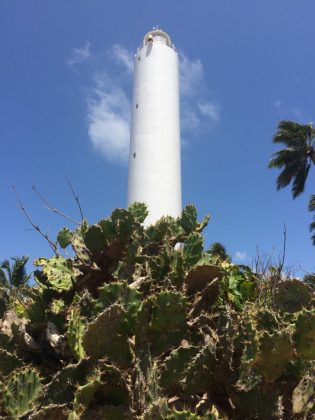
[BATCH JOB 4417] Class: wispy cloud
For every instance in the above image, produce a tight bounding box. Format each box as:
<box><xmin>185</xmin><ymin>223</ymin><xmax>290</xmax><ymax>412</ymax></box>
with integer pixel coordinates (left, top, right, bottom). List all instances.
<box><xmin>87</xmin><ymin>74</ymin><xmax>131</xmax><ymax>163</ymax></box>
<box><xmin>198</xmin><ymin>101</ymin><xmax>221</xmax><ymax>123</ymax></box>
<box><xmin>179</xmin><ymin>52</ymin><xmax>221</xmax><ymax>136</ymax></box>
<box><xmin>234</xmin><ymin>251</ymin><xmax>247</xmax><ymax>262</ymax></box>
<box><xmin>111</xmin><ymin>44</ymin><xmax>133</xmax><ymax>73</ymax></box>
<box><xmin>67</xmin><ymin>42</ymin><xmax>91</xmax><ymax>68</ymax></box>
<box><xmin>274</xmin><ymin>99</ymin><xmax>282</xmax><ymax>109</ymax></box>
<box><xmin>69</xmin><ymin>43</ymin><xmax>220</xmax><ymax>163</ymax></box>
<box><xmin>179</xmin><ymin>53</ymin><xmax>203</xmax><ymax>97</ymax></box>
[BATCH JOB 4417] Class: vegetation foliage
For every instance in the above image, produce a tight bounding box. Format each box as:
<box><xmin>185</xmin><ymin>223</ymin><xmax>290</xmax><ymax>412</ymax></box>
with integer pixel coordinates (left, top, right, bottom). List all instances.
<box><xmin>0</xmin><ymin>202</ymin><xmax>314</xmax><ymax>419</ymax></box>
<box><xmin>269</xmin><ymin>120</ymin><xmax>315</xmax><ymax>245</ymax></box>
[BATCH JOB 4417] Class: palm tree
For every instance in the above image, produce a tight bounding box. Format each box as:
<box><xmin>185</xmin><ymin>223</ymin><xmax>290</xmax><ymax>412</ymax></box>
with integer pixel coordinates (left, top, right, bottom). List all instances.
<box><xmin>208</xmin><ymin>242</ymin><xmax>230</xmax><ymax>262</ymax></box>
<box><xmin>0</xmin><ymin>256</ymin><xmax>30</xmax><ymax>289</ymax></box>
<box><xmin>268</xmin><ymin>120</ymin><xmax>315</xmax><ymax>198</ymax></box>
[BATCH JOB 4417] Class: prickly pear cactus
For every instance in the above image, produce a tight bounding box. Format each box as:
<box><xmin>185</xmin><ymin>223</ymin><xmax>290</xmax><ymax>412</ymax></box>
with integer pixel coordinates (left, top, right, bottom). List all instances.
<box><xmin>136</xmin><ymin>291</ymin><xmax>187</xmax><ymax>355</ymax></box>
<box><xmin>185</xmin><ymin>264</ymin><xmax>222</xmax><ymax>295</ymax></box>
<box><xmin>1</xmin><ymin>203</ymin><xmax>314</xmax><ymax>419</ymax></box>
<box><xmin>34</xmin><ymin>257</ymin><xmax>73</xmax><ymax>291</ymax></box>
<box><xmin>67</xmin><ymin>308</ymin><xmax>85</xmax><ymax>360</ymax></box>
<box><xmin>292</xmin><ymin>367</ymin><xmax>315</xmax><ymax>416</ymax></box>
<box><xmin>28</xmin><ymin>404</ymin><xmax>70</xmax><ymax>419</ymax></box>
<box><xmin>1</xmin><ymin>368</ymin><xmax>41</xmax><ymax>418</ymax></box>
<box><xmin>83</xmin><ymin>304</ymin><xmax>133</xmax><ymax>368</ymax></box>
<box><xmin>57</xmin><ymin>227</ymin><xmax>72</xmax><ymax>249</ymax></box>
<box><xmin>254</xmin><ymin>331</ymin><xmax>294</xmax><ymax>382</ymax></box>
<box><xmin>0</xmin><ymin>349</ymin><xmax>23</xmax><ymax>377</ymax></box>
<box><xmin>182</xmin><ymin>342</ymin><xmax>216</xmax><ymax>396</ymax></box>
<box><xmin>159</xmin><ymin>345</ymin><xmax>199</xmax><ymax>393</ymax></box>
<box><xmin>294</xmin><ymin>309</ymin><xmax>315</xmax><ymax>360</ymax></box>
<box><xmin>274</xmin><ymin>279</ymin><xmax>312</xmax><ymax>313</ymax></box>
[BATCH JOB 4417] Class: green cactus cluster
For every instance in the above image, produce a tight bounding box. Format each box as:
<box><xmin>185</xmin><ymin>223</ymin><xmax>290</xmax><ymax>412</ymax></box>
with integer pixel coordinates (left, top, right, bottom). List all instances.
<box><xmin>0</xmin><ymin>368</ymin><xmax>41</xmax><ymax>418</ymax></box>
<box><xmin>0</xmin><ymin>203</ymin><xmax>314</xmax><ymax>418</ymax></box>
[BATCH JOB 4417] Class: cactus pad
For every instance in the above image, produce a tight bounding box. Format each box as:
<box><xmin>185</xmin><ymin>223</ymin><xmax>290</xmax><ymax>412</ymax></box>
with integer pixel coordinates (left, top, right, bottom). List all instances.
<box><xmin>0</xmin><ymin>349</ymin><xmax>23</xmax><ymax>377</ymax></box>
<box><xmin>159</xmin><ymin>346</ymin><xmax>199</xmax><ymax>392</ymax></box>
<box><xmin>84</xmin><ymin>225</ymin><xmax>107</xmax><ymax>253</ymax></box>
<box><xmin>34</xmin><ymin>257</ymin><xmax>73</xmax><ymax>291</ymax></box>
<box><xmin>136</xmin><ymin>291</ymin><xmax>187</xmax><ymax>355</ymax></box>
<box><xmin>182</xmin><ymin>342</ymin><xmax>216</xmax><ymax>395</ymax></box>
<box><xmin>255</xmin><ymin>308</ymin><xmax>278</xmax><ymax>333</ymax></box>
<box><xmin>185</xmin><ymin>264</ymin><xmax>222</xmax><ymax>295</ymax></box>
<box><xmin>274</xmin><ymin>279</ymin><xmax>312</xmax><ymax>313</ymax></box>
<box><xmin>43</xmin><ymin>358</ymin><xmax>94</xmax><ymax>405</ymax></box>
<box><xmin>29</xmin><ymin>404</ymin><xmax>70</xmax><ymax>419</ymax></box>
<box><xmin>292</xmin><ymin>368</ymin><xmax>315</xmax><ymax>416</ymax></box>
<box><xmin>1</xmin><ymin>368</ymin><xmax>41</xmax><ymax>418</ymax></box>
<box><xmin>180</xmin><ymin>204</ymin><xmax>199</xmax><ymax>234</ymax></box>
<box><xmin>57</xmin><ymin>228</ymin><xmax>72</xmax><ymax>249</ymax></box>
<box><xmin>128</xmin><ymin>202</ymin><xmax>148</xmax><ymax>224</ymax></box>
<box><xmin>294</xmin><ymin>309</ymin><xmax>315</xmax><ymax>360</ymax></box>
<box><xmin>83</xmin><ymin>304</ymin><xmax>133</xmax><ymax>368</ymax></box>
<box><xmin>183</xmin><ymin>232</ymin><xmax>204</xmax><ymax>267</ymax></box>
<box><xmin>254</xmin><ymin>331</ymin><xmax>294</xmax><ymax>382</ymax></box>
<box><xmin>71</xmin><ymin>231</ymin><xmax>91</xmax><ymax>264</ymax></box>
<box><xmin>67</xmin><ymin>308</ymin><xmax>85</xmax><ymax>360</ymax></box>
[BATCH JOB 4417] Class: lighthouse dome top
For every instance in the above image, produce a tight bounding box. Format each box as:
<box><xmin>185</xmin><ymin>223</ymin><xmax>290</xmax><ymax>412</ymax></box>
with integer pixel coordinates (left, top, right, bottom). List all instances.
<box><xmin>142</xmin><ymin>29</ymin><xmax>175</xmax><ymax>49</ymax></box>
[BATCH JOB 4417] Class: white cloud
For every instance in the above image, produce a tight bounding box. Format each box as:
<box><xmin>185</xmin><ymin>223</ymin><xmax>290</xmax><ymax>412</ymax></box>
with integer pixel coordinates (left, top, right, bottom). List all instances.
<box><xmin>111</xmin><ymin>44</ymin><xmax>133</xmax><ymax>73</ymax></box>
<box><xmin>87</xmin><ymin>74</ymin><xmax>131</xmax><ymax>163</ymax></box>
<box><xmin>274</xmin><ymin>99</ymin><xmax>282</xmax><ymax>109</ymax></box>
<box><xmin>179</xmin><ymin>53</ymin><xmax>203</xmax><ymax>97</ymax></box>
<box><xmin>198</xmin><ymin>101</ymin><xmax>221</xmax><ymax>123</ymax></box>
<box><xmin>67</xmin><ymin>42</ymin><xmax>91</xmax><ymax>68</ymax></box>
<box><xmin>181</xmin><ymin>107</ymin><xmax>200</xmax><ymax>132</ymax></box>
<box><xmin>234</xmin><ymin>251</ymin><xmax>247</xmax><ymax>262</ymax></box>
<box><xmin>179</xmin><ymin>52</ymin><xmax>221</xmax><ymax>132</ymax></box>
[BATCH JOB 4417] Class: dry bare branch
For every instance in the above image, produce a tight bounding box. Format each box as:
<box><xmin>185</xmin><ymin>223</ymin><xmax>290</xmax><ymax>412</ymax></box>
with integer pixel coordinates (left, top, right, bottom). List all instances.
<box><xmin>12</xmin><ymin>186</ymin><xmax>59</xmax><ymax>256</ymax></box>
<box><xmin>66</xmin><ymin>178</ymin><xmax>84</xmax><ymax>222</ymax></box>
<box><xmin>32</xmin><ymin>185</ymin><xmax>80</xmax><ymax>225</ymax></box>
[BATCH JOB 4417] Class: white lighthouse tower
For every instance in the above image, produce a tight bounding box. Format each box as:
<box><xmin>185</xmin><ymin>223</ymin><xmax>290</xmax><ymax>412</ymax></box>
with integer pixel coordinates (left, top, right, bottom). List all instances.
<box><xmin>127</xmin><ymin>29</ymin><xmax>182</xmax><ymax>226</ymax></box>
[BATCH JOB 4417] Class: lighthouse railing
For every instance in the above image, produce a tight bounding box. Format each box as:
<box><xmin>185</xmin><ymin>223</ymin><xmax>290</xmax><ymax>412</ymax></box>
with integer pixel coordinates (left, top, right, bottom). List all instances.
<box><xmin>136</xmin><ymin>37</ymin><xmax>177</xmax><ymax>53</ymax></box>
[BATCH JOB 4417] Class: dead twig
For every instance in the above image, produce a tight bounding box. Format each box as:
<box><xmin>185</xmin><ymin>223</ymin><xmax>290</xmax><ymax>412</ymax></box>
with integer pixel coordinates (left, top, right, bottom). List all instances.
<box><xmin>278</xmin><ymin>224</ymin><xmax>287</xmax><ymax>274</ymax></box>
<box><xmin>12</xmin><ymin>186</ymin><xmax>59</xmax><ymax>256</ymax></box>
<box><xmin>32</xmin><ymin>185</ymin><xmax>80</xmax><ymax>225</ymax></box>
<box><xmin>66</xmin><ymin>178</ymin><xmax>84</xmax><ymax>222</ymax></box>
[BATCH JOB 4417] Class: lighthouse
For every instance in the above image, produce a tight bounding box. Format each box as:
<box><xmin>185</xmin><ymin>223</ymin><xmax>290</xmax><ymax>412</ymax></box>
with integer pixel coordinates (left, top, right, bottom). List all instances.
<box><xmin>127</xmin><ymin>29</ymin><xmax>182</xmax><ymax>226</ymax></box>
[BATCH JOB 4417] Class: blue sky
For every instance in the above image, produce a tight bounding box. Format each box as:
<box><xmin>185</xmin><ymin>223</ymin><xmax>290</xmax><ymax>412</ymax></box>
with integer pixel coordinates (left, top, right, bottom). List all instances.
<box><xmin>1</xmin><ymin>0</ymin><xmax>315</xmax><ymax>275</ymax></box>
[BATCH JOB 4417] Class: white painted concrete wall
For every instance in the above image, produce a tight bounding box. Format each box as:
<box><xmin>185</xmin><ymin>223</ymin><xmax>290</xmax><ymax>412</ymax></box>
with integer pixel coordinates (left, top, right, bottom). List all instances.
<box><xmin>127</xmin><ymin>30</ymin><xmax>182</xmax><ymax>226</ymax></box>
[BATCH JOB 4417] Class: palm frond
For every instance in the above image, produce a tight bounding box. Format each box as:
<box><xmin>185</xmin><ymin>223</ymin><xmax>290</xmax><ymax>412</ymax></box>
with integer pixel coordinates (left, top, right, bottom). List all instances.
<box><xmin>268</xmin><ymin>149</ymin><xmax>300</xmax><ymax>169</ymax></box>
<box><xmin>0</xmin><ymin>260</ymin><xmax>11</xmax><ymax>283</ymax></box>
<box><xmin>273</xmin><ymin>120</ymin><xmax>314</xmax><ymax>148</ymax></box>
<box><xmin>276</xmin><ymin>159</ymin><xmax>301</xmax><ymax>191</ymax></box>
<box><xmin>310</xmin><ymin>219</ymin><xmax>315</xmax><ymax>232</ymax></box>
<box><xmin>0</xmin><ymin>269</ymin><xmax>9</xmax><ymax>288</ymax></box>
<box><xmin>10</xmin><ymin>256</ymin><xmax>29</xmax><ymax>288</ymax></box>
<box><xmin>209</xmin><ymin>242</ymin><xmax>229</xmax><ymax>260</ymax></box>
<box><xmin>292</xmin><ymin>162</ymin><xmax>311</xmax><ymax>198</ymax></box>
<box><xmin>308</xmin><ymin>195</ymin><xmax>315</xmax><ymax>212</ymax></box>
<box><xmin>304</xmin><ymin>273</ymin><xmax>315</xmax><ymax>288</ymax></box>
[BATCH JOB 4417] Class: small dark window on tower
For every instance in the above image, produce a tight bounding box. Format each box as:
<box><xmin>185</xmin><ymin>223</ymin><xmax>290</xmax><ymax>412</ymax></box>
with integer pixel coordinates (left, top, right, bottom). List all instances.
<box><xmin>133</xmin><ymin>152</ymin><xmax>136</xmax><ymax>158</ymax></box>
<box><xmin>136</xmin><ymin>103</ymin><xmax>138</xmax><ymax>109</ymax></box>
<box><xmin>138</xmin><ymin>56</ymin><xmax>141</xmax><ymax>61</ymax></box>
